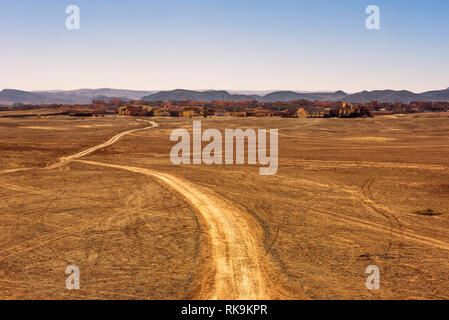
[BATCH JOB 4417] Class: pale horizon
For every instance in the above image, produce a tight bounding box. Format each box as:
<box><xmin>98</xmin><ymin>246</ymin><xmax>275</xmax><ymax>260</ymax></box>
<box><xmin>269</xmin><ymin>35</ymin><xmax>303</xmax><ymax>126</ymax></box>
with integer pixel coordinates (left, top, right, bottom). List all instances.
<box><xmin>1</xmin><ymin>0</ymin><xmax>448</xmax><ymax>93</ymax></box>
<box><xmin>2</xmin><ymin>87</ymin><xmax>449</xmax><ymax>95</ymax></box>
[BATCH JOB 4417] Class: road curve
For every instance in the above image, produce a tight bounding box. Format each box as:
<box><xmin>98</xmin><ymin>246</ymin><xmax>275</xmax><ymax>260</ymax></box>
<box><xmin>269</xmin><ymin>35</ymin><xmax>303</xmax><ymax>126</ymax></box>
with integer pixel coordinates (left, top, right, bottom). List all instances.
<box><xmin>75</xmin><ymin>159</ymin><xmax>294</xmax><ymax>300</ymax></box>
<box><xmin>1</xmin><ymin>119</ymin><xmax>300</xmax><ymax>299</ymax></box>
<box><xmin>45</xmin><ymin>120</ymin><xmax>158</xmax><ymax>170</ymax></box>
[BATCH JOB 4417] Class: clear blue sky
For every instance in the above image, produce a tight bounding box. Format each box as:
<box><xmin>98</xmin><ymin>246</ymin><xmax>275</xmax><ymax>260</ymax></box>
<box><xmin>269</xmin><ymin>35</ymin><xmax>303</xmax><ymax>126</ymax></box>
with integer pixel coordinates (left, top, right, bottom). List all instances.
<box><xmin>0</xmin><ymin>0</ymin><xmax>448</xmax><ymax>92</ymax></box>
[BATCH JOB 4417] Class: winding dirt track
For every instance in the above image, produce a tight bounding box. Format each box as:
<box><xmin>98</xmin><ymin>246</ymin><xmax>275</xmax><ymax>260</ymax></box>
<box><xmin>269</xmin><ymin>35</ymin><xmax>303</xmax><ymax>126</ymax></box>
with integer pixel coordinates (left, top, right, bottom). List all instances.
<box><xmin>3</xmin><ymin>118</ymin><xmax>449</xmax><ymax>299</ymax></box>
<box><xmin>50</xmin><ymin>119</ymin><xmax>295</xmax><ymax>299</ymax></box>
<box><xmin>75</xmin><ymin>159</ymin><xmax>286</xmax><ymax>300</ymax></box>
<box><xmin>45</xmin><ymin>121</ymin><xmax>158</xmax><ymax>170</ymax></box>
<box><xmin>0</xmin><ymin>121</ymin><xmax>157</xmax><ymax>176</ymax></box>
<box><xmin>1</xmin><ymin>119</ymin><xmax>293</xmax><ymax>299</ymax></box>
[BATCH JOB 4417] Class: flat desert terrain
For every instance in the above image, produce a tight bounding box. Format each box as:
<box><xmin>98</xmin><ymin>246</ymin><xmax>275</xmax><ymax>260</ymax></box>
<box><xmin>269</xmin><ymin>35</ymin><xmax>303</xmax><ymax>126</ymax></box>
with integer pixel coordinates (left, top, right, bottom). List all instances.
<box><xmin>0</xmin><ymin>112</ymin><xmax>448</xmax><ymax>299</ymax></box>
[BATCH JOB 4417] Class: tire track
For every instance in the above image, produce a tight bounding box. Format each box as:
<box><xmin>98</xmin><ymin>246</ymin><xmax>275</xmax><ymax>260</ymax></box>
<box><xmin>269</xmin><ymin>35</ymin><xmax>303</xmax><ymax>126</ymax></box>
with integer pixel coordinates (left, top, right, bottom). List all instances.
<box><xmin>75</xmin><ymin>160</ymin><xmax>300</xmax><ymax>300</ymax></box>
<box><xmin>291</xmin><ymin>159</ymin><xmax>448</xmax><ymax>171</ymax></box>
<box><xmin>45</xmin><ymin>121</ymin><xmax>158</xmax><ymax>170</ymax></box>
<box><xmin>0</xmin><ymin>120</ymin><xmax>159</xmax><ymax>175</ymax></box>
<box><xmin>309</xmin><ymin>205</ymin><xmax>449</xmax><ymax>251</ymax></box>
<box><xmin>360</xmin><ymin>178</ymin><xmax>401</xmax><ymax>255</ymax></box>
<box><xmin>201</xmin><ymin>177</ymin><xmax>449</xmax><ymax>252</ymax></box>
<box><xmin>274</xmin><ymin>173</ymin><xmax>449</xmax><ymax>251</ymax></box>
<box><xmin>361</xmin><ymin>178</ymin><xmax>402</xmax><ymax>229</ymax></box>
<box><xmin>0</xmin><ymin>120</ymin><xmax>159</xmax><ymax>260</ymax></box>
<box><xmin>0</xmin><ymin>179</ymin><xmax>45</xmax><ymax>194</ymax></box>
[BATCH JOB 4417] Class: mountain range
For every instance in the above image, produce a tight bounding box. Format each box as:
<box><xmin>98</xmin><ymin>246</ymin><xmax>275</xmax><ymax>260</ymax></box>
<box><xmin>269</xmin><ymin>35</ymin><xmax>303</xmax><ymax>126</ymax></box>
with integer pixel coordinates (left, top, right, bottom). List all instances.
<box><xmin>1</xmin><ymin>88</ymin><xmax>449</xmax><ymax>105</ymax></box>
<box><xmin>0</xmin><ymin>89</ymin><xmax>156</xmax><ymax>105</ymax></box>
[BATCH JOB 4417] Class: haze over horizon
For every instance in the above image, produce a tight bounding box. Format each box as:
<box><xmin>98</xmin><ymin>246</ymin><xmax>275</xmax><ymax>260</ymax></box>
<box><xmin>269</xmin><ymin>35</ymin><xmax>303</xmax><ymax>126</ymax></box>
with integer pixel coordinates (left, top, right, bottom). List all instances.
<box><xmin>1</xmin><ymin>0</ymin><xmax>448</xmax><ymax>92</ymax></box>
<box><xmin>2</xmin><ymin>87</ymin><xmax>449</xmax><ymax>96</ymax></box>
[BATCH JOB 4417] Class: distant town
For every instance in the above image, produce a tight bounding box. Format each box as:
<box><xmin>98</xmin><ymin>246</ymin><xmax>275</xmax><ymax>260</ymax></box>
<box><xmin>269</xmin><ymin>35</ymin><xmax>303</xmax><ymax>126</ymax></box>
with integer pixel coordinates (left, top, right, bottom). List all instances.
<box><xmin>1</xmin><ymin>97</ymin><xmax>448</xmax><ymax>119</ymax></box>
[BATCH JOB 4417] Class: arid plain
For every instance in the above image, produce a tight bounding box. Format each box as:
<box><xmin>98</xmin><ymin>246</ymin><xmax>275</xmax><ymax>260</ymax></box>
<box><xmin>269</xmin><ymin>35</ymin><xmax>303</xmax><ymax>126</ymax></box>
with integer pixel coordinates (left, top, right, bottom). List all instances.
<box><xmin>0</xmin><ymin>112</ymin><xmax>448</xmax><ymax>299</ymax></box>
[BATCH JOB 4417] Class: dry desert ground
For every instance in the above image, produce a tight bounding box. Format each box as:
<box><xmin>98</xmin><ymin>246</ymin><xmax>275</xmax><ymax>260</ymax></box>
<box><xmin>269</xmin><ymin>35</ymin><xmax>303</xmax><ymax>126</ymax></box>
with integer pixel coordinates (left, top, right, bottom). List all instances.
<box><xmin>0</xmin><ymin>112</ymin><xmax>448</xmax><ymax>299</ymax></box>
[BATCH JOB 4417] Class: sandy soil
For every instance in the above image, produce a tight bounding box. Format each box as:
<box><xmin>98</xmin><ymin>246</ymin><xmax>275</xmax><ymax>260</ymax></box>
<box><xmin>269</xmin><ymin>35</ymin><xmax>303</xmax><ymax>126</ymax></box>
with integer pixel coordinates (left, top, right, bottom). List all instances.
<box><xmin>0</xmin><ymin>112</ymin><xmax>448</xmax><ymax>299</ymax></box>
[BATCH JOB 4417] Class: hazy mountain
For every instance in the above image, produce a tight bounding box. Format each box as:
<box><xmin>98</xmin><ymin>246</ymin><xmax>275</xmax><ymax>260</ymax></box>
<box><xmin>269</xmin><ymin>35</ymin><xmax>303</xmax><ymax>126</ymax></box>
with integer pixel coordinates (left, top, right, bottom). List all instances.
<box><xmin>143</xmin><ymin>88</ymin><xmax>449</xmax><ymax>103</ymax></box>
<box><xmin>0</xmin><ymin>89</ymin><xmax>63</xmax><ymax>104</ymax></box>
<box><xmin>261</xmin><ymin>90</ymin><xmax>348</xmax><ymax>102</ymax></box>
<box><xmin>37</xmin><ymin>89</ymin><xmax>155</xmax><ymax>103</ymax></box>
<box><xmin>142</xmin><ymin>89</ymin><xmax>348</xmax><ymax>102</ymax></box>
<box><xmin>228</xmin><ymin>90</ymin><xmax>277</xmax><ymax>95</ymax></box>
<box><xmin>344</xmin><ymin>90</ymin><xmax>424</xmax><ymax>104</ymax></box>
<box><xmin>90</xmin><ymin>95</ymin><xmax>131</xmax><ymax>102</ymax></box>
<box><xmin>142</xmin><ymin>89</ymin><xmax>261</xmax><ymax>102</ymax></box>
<box><xmin>60</xmin><ymin>88</ymin><xmax>154</xmax><ymax>100</ymax></box>
<box><xmin>421</xmin><ymin>88</ymin><xmax>449</xmax><ymax>101</ymax></box>
<box><xmin>143</xmin><ymin>89</ymin><xmax>223</xmax><ymax>101</ymax></box>
<box><xmin>262</xmin><ymin>91</ymin><xmax>310</xmax><ymax>101</ymax></box>
<box><xmin>0</xmin><ymin>88</ymin><xmax>156</xmax><ymax>105</ymax></box>
<box><xmin>1</xmin><ymin>88</ymin><xmax>448</xmax><ymax>104</ymax></box>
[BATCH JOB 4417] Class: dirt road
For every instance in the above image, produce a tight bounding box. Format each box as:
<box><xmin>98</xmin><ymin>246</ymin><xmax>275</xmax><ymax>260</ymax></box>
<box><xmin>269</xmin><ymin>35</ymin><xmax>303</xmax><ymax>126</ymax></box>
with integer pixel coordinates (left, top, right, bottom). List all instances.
<box><xmin>2</xmin><ymin>115</ymin><xmax>449</xmax><ymax>299</ymax></box>
<box><xmin>1</xmin><ymin>119</ymin><xmax>293</xmax><ymax>299</ymax></box>
<box><xmin>45</xmin><ymin>120</ymin><xmax>158</xmax><ymax>170</ymax></box>
<box><xmin>75</xmin><ymin>159</ymin><xmax>293</xmax><ymax>300</ymax></box>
